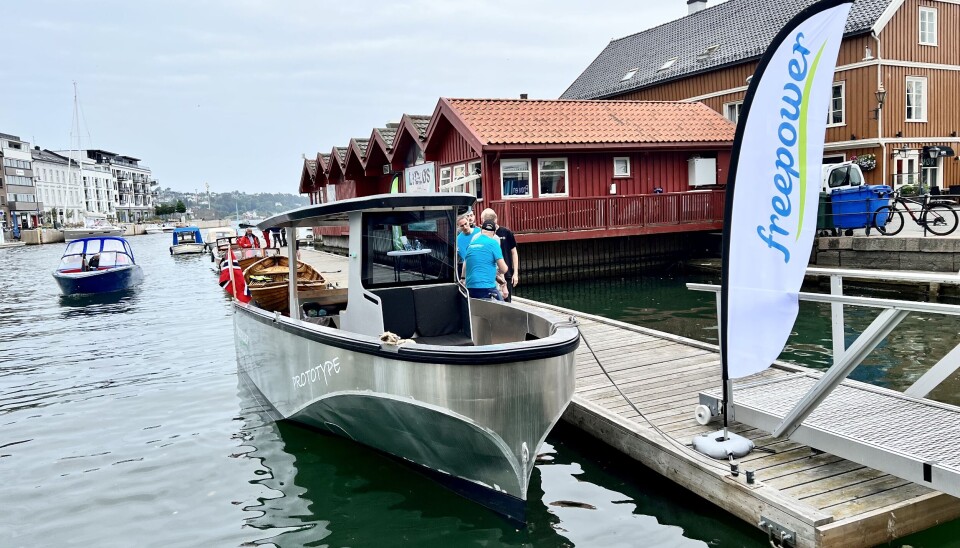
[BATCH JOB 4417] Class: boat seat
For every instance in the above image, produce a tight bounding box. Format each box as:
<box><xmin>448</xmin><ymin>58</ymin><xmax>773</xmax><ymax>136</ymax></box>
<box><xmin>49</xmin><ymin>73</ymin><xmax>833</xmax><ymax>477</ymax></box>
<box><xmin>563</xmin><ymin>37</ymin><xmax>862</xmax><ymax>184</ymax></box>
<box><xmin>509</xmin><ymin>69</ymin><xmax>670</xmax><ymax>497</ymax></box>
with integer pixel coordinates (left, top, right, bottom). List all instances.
<box><xmin>412</xmin><ymin>284</ymin><xmax>466</xmax><ymax>339</ymax></box>
<box><xmin>371</xmin><ymin>287</ymin><xmax>417</xmax><ymax>339</ymax></box>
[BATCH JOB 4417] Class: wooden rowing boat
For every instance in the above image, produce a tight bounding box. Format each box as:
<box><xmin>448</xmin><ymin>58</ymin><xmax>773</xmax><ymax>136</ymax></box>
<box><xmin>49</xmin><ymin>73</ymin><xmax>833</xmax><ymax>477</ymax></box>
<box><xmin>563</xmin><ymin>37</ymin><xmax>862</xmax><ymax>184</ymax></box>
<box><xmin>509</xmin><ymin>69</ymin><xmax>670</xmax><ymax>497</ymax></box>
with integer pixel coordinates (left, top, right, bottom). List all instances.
<box><xmin>243</xmin><ymin>255</ymin><xmax>326</xmax><ymax>313</ymax></box>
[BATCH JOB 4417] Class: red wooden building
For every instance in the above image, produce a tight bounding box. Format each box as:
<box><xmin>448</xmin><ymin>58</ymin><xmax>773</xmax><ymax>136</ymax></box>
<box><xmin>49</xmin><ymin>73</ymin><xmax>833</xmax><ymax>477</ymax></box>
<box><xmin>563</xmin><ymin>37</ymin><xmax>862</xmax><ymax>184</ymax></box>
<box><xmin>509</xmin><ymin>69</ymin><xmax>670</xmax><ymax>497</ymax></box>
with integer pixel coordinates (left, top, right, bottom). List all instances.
<box><xmin>298</xmin><ymin>99</ymin><xmax>734</xmax><ymax>243</ymax></box>
<box><xmin>422</xmin><ymin>98</ymin><xmax>734</xmax><ymax>242</ymax></box>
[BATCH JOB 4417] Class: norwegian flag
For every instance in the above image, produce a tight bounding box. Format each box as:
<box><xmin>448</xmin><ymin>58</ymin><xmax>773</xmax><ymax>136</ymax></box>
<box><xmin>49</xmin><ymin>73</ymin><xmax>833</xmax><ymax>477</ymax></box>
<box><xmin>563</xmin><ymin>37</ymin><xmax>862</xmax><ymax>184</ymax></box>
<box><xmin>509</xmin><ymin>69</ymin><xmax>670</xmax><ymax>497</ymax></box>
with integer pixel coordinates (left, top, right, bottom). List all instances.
<box><xmin>219</xmin><ymin>247</ymin><xmax>251</xmax><ymax>303</ymax></box>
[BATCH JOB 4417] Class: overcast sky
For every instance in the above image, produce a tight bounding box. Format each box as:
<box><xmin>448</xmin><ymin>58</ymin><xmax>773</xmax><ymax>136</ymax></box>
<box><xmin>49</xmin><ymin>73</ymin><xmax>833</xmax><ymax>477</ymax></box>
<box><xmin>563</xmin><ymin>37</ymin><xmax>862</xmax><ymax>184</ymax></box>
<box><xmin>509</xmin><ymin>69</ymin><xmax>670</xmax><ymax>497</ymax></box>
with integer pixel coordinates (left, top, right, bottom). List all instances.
<box><xmin>1</xmin><ymin>0</ymin><xmax>724</xmax><ymax>195</ymax></box>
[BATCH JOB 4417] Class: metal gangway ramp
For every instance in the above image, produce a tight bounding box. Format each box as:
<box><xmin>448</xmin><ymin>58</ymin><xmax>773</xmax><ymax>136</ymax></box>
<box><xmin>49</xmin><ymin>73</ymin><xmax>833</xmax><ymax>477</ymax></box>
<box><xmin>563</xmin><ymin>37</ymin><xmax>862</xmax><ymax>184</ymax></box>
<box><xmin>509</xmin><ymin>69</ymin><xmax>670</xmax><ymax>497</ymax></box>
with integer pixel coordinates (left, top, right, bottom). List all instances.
<box><xmin>690</xmin><ymin>268</ymin><xmax>960</xmax><ymax>501</ymax></box>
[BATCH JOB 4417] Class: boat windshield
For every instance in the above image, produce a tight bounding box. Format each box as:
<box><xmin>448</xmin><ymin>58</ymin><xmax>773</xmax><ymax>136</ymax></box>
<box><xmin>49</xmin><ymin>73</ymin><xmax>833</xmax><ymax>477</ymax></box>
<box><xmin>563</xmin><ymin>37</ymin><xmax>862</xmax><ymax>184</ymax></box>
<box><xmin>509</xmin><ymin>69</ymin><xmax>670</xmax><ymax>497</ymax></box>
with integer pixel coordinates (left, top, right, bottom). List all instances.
<box><xmin>58</xmin><ymin>239</ymin><xmax>134</xmax><ymax>271</ymax></box>
<box><xmin>360</xmin><ymin>209</ymin><xmax>456</xmax><ymax>288</ymax></box>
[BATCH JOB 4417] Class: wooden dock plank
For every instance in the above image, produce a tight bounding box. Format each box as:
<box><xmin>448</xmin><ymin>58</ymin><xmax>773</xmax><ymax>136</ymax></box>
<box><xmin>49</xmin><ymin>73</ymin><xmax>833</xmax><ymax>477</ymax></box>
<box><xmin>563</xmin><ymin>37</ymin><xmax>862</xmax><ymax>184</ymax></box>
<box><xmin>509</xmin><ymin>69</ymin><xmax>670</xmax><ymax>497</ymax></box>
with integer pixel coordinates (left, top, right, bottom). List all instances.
<box><xmin>516</xmin><ymin>299</ymin><xmax>960</xmax><ymax>547</ymax></box>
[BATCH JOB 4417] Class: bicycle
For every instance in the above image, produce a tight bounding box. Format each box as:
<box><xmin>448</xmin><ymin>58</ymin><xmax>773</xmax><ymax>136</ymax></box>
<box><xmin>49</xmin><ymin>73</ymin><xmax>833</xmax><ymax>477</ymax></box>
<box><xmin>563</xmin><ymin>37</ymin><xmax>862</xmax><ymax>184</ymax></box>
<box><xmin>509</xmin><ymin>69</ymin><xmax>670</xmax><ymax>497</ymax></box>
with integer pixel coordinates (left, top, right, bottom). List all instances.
<box><xmin>872</xmin><ymin>188</ymin><xmax>959</xmax><ymax>236</ymax></box>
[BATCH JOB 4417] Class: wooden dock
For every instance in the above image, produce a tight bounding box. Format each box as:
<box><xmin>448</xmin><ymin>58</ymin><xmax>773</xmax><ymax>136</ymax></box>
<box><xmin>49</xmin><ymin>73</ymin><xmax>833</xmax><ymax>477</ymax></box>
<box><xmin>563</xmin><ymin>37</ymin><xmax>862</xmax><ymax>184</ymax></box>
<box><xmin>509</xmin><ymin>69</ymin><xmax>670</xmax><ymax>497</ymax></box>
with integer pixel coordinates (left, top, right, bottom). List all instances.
<box><xmin>534</xmin><ymin>300</ymin><xmax>960</xmax><ymax>548</ymax></box>
<box><xmin>295</xmin><ymin>248</ymin><xmax>960</xmax><ymax>547</ymax></box>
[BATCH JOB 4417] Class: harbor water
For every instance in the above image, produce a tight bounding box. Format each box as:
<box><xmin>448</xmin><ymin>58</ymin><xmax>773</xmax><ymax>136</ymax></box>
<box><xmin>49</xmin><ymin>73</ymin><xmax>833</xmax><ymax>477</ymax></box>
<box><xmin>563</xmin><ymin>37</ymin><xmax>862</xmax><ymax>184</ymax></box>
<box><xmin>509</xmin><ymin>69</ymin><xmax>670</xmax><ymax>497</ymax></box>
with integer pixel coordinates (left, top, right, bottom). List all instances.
<box><xmin>1</xmin><ymin>235</ymin><xmax>957</xmax><ymax>546</ymax></box>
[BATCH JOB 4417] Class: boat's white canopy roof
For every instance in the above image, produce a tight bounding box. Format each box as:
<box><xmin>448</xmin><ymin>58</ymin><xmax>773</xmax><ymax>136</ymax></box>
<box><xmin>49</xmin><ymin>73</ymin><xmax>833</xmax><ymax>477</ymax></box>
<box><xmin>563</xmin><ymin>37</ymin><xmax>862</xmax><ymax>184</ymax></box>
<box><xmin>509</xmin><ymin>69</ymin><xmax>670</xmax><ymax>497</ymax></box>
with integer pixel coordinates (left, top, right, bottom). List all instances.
<box><xmin>258</xmin><ymin>193</ymin><xmax>476</xmax><ymax>229</ymax></box>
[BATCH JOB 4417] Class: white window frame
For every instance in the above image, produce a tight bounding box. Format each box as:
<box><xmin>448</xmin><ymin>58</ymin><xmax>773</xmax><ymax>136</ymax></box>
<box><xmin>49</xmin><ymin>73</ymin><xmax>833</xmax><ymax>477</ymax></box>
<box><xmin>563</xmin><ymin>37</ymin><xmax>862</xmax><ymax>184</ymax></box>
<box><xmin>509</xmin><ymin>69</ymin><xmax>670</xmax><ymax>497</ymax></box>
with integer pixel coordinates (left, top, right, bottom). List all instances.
<box><xmin>452</xmin><ymin>164</ymin><xmax>466</xmax><ymax>193</ymax></box>
<box><xmin>500</xmin><ymin>159</ymin><xmax>532</xmax><ymax>199</ymax></box>
<box><xmin>468</xmin><ymin>160</ymin><xmax>482</xmax><ymax>201</ymax></box>
<box><xmin>921</xmin><ymin>157</ymin><xmax>942</xmax><ymax>190</ymax></box>
<box><xmin>439</xmin><ymin>166</ymin><xmax>452</xmax><ymax>192</ymax></box>
<box><xmin>826</xmin><ymin>81</ymin><xmax>845</xmax><ymax>127</ymax></box>
<box><xmin>613</xmin><ymin>157</ymin><xmax>631</xmax><ymax>178</ymax></box>
<box><xmin>919</xmin><ymin>7</ymin><xmax>937</xmax><ymax>46</ymax></box>
<box><xmin>905</xmin><ymin>76</ymin><xmax>928</xmax><ymax>122</ymax></box>
<box><xmin>723</xmin><ymin>101</ymin><xmax>743</xmax><ymax>124</ymax></box>
<box><xmin>537</xmin><ymin>158</ymin><xmax>569</xmax><ymax>198</ymax></box>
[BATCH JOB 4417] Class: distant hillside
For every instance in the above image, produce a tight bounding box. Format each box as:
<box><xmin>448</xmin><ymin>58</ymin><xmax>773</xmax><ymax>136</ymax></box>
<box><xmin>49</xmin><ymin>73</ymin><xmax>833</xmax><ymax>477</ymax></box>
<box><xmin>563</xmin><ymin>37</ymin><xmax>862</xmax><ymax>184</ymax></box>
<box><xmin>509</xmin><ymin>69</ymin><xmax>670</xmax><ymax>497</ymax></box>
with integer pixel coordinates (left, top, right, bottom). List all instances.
<box><xmin>156</xmin><ymin>189</ymin><xmax>308</xmax><ymax>219</ymax></box>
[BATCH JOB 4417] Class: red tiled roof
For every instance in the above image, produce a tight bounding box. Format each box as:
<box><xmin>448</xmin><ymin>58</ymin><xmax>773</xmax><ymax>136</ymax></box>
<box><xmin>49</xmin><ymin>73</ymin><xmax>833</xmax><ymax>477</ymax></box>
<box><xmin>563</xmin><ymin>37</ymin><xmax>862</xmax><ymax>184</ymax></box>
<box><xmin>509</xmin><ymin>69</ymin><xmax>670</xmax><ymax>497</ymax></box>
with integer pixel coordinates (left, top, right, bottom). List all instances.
<box><xmin>444</xmin><ymin>99</ymin><xmax>734</xmax><ymax>145</ymax></box>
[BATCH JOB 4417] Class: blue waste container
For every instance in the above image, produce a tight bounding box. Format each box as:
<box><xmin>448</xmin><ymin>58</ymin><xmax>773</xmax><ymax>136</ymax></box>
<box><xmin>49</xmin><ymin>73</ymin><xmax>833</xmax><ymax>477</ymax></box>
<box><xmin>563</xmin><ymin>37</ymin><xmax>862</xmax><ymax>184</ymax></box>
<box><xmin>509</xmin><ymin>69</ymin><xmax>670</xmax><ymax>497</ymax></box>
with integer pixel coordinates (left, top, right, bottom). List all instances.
<box><xmin>831</xmin><ymin>185</ymin><xmax>892</xmax><ymax>229</ymax></box>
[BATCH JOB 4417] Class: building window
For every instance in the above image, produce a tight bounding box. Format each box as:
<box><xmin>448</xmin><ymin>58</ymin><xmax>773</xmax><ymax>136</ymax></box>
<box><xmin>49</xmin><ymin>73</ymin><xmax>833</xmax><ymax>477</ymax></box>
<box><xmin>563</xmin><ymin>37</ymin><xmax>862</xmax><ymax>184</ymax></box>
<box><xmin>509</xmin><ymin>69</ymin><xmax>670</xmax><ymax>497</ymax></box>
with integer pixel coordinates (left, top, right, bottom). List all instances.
<box><xmin>613</xmin><ymin>157</ymin><xmax>631</xmax><ymax>177</ymax></box>
<box><xmin>439</xmin><ymin>167</ymin><xmax>452</xmax><ymax>191</ymax></box>
<box><xmin>919</xmin><ymin>7</ymin><xmax>937</xmax><ymax>46</ymax></box>
<box><xmin>538</xmin><ymin>158</ymin><xmax>568</xmax><ymax>197</ymax></box>
<box><xmin>500</xmin><ymin>159</ymin><xmax>531</xmax><ymax>198</ymax></box>
<box><xmin>906</xmin><ymin>76</ymin><xmax>927</xmax><ymax>121</ymax></box>
<box><xmin>827</xmin><ymin>82</ymin><xmax>844</xmax><ymax>126</ymax></box>
<box><xmin>922</xmin><ymin>157</ymin><xmax>941</xmax><ymax>190</ymax></box>
<box><xmin>658</xmin><ymin>58</ymin><xmax>677</xmax><ymax>71</ymax></box>
<box><xmin>468</xmin><ymin>160</ymin><xmax>482</xmax><ymax>201</ymax></box>
<box><xmin>724</xmin><ymin>101</ymin><xmax>743</xmax><ymax>124</ymax></box>
<box><xmin>621</xmin><ymin>68</ymin><xmax>638</xmax><ymax>81</ymax></box>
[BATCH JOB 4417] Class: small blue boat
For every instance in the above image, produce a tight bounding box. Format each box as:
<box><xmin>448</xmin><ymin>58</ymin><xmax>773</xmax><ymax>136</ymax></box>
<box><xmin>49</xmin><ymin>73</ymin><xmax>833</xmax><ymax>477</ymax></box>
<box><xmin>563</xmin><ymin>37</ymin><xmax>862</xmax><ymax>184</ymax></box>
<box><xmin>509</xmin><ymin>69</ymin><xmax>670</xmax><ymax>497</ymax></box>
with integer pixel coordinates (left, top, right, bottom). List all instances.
<box><xmin>169</xmin><ymin>226</ymin><xmax>205</xmax><ymax>255</ymax></box>
<box><xmin>52</xmin><ymin>236</ymin><xmax>144</xmax><ymax>296</ymax></box>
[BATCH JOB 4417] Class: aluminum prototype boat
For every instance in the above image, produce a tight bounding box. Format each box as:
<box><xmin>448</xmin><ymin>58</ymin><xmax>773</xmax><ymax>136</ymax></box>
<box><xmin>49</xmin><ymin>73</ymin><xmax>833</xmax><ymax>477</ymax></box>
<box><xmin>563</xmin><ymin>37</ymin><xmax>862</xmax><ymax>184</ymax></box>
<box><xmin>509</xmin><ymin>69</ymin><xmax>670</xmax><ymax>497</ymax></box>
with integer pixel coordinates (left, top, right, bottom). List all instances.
<box><xmin>52</xmin><ymin>236</ymin><xmax>143</xmax><ymax>295</ymax></box>
<box><xmin>233</xmin><ymin>193</ymin><xmax>580</xmax><ymax>521</ymax></box>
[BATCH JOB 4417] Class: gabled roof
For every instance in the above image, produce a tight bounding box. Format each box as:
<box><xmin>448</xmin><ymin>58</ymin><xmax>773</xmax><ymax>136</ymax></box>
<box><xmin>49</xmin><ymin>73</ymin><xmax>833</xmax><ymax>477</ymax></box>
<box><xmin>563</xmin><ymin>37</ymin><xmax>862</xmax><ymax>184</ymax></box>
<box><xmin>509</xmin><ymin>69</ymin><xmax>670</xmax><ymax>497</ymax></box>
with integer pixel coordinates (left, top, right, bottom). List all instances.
<box><xmin>390</xmin><ymin>114</ymin><xmax>432</xmax><ymax>164</ymax></box>
<box><xmin>344</xmin><ymin>138</ymin><xmax>369</xmax><ymax>177</ymax></box>
<box><xmin>327</xmin><ymin>146</ymin><xmax>347</xmax><ymax>181</ymax></box>
<box><xmin>315</xmin><ymin>152</ymin><xmax>330</xmax><ymax>174</ymax></box>
<box><xmin>365</xmin><ymin>128</ymin><xmax>394</xmax><ymax>174</ymax></box>
<box><xmin>408</xmin><ymin>115</ymin><xmax>431</xmax><ymax>138</ymax></box>
<box><xmin>560</xmin><ymin>0</ymin><xmax>894</xmax><ymax>100</ymax></box>
<box><xmin>427</xmin><ymin>98</ymin><xmax>733</xmax><ymax>154</ymax></box>
<box><xmin>299</xmin><ymin>158</ymin><xmax>317</xmax><ymax>194</ymax></box>
<box><xmin>374</xmin><ymin>127</ymin><xmax>397</xmax><ymax>150</ymax></box>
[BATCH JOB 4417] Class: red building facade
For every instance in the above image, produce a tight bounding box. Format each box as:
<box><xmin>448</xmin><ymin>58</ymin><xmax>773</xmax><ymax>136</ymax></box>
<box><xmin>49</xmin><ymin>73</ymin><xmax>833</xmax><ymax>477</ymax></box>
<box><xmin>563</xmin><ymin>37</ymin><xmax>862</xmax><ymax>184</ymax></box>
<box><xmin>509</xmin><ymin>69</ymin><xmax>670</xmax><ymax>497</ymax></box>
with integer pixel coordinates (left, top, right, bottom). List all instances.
<box><xmin>298</xmin><ymin>98</ymin><xmax>734</xmax><ymax>243</ymax></box>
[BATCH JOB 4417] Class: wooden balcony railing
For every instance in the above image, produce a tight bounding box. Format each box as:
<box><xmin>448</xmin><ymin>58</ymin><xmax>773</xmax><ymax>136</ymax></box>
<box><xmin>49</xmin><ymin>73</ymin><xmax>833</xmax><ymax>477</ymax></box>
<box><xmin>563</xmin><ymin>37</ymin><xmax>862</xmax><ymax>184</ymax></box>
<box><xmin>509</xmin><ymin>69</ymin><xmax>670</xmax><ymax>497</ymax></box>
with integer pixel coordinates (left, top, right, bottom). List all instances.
<box><xmin>310</xmin><ymin>190</ymin><xmax>725</xmax><ymax>241</ymax></box>
<box><xmin>487</xmin><ymin>190</ymin><xmax>725</xmax><ymax>235</ymax></box>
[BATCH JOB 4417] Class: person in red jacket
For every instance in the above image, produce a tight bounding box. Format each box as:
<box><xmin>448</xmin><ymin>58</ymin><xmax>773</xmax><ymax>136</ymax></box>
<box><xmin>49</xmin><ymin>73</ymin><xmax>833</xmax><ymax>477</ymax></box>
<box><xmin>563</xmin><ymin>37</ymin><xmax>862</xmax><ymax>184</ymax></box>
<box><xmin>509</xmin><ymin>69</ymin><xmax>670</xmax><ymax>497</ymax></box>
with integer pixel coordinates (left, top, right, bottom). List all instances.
<box><xmin>238</xmin><ymin>228</ymin><xmax>261</xmax><ymax>248</ymax></box>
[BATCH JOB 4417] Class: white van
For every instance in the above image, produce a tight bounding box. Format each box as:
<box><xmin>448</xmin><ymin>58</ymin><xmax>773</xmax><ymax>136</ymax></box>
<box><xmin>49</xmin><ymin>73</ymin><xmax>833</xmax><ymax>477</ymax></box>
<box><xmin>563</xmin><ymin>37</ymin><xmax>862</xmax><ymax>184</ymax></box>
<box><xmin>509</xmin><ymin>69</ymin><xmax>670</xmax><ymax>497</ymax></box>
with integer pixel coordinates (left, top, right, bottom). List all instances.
<box><xmin>296</xmin><ymin>227</ymin><xmax>314</xmax><ymax>244</ymax></box>
<box><xmin>821</xmin><ymin>161</ymin><xmax>865</xmax><ymax>193</ymax></box>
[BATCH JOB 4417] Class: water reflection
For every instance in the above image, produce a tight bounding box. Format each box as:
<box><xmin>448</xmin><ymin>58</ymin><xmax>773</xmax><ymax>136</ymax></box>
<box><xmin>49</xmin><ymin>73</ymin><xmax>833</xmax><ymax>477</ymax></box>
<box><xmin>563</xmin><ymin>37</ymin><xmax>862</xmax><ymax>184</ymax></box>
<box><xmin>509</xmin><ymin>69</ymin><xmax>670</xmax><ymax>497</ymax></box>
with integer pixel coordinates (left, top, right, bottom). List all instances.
<box><xmin>237</xmin><ymin>379</ymin><xmax>764</xmax><ymax>547</ymax></box>
<box><xmin>57</xmin><ymin>288</ymin><xmax>140</xmax><ymax>315</ymax></box>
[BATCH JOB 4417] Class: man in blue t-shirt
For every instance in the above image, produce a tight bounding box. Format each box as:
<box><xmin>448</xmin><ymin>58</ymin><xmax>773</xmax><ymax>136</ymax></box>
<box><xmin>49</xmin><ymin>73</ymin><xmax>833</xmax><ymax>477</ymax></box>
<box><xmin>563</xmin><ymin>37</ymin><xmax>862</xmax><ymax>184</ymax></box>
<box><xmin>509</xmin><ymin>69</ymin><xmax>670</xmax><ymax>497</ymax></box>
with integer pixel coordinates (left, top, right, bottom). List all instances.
<box><xmin>456</xmin><ymin>212</ymin><xmax>480</xmax><ymax>260</ymax></box>
<box><xmin>464</xmin><ymin>221</ymin><xmax>508</xmax><ymax>301</ymax></box>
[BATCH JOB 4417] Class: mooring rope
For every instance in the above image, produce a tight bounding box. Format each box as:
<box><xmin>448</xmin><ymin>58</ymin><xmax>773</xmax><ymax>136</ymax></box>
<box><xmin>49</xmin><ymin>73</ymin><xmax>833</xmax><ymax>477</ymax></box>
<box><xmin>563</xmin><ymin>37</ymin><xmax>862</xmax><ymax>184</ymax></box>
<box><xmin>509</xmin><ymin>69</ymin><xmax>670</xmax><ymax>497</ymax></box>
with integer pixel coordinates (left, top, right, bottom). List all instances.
<box><xmin>558</xmin><ymin>316</ymin><xmax>740</xmax><ymax>475</ymax></box>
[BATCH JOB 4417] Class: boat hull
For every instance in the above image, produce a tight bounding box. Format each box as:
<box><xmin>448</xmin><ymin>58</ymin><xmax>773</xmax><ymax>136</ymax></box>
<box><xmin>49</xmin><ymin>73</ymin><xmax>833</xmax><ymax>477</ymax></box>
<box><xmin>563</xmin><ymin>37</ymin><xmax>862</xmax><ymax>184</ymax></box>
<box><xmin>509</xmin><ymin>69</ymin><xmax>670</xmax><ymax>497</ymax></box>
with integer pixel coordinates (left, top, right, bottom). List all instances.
<box><xmin>234</xmin><ymin>302</ymin><xmax>577</xmax><ymax>519</ymax></box>
<box><xmin>170</xmin><ymin>243</ymin><xmax>206</xmax><ymax>255</ymax></box>
<box><xmin>63</xmin><ymin>228</ymin><xmax>124</xmax><ymax>242</ymax></box>
<box><xmin>53</xmin><ymin>265</ymin><xmax>143</xmax><ymax>295</ymax></box>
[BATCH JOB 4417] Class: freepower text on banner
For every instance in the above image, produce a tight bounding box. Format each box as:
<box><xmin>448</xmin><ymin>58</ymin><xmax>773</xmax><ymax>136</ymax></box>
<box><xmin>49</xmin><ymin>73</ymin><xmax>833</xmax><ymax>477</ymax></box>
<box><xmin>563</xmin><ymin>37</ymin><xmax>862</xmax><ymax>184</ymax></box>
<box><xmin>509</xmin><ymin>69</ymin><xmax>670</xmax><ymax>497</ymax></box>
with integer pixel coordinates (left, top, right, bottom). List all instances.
<box><xmin>722</xmin><ymin>0</ymin><xmax>853</xmax><ymax>379</ymax></box>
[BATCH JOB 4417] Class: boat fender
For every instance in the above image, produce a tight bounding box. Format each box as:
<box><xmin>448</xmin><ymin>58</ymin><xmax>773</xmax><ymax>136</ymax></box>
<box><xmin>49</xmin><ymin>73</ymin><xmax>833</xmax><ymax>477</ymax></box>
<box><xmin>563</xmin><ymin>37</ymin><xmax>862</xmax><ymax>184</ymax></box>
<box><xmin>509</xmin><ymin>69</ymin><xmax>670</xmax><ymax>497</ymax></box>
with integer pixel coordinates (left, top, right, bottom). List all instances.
<box><xmin>379</xmin><ymin>331</ymin><xmax>415</xmax><ymax>346</ymax></box>
<box><xmin>692</xmin><ymin>430</ymin><xmax>754</xmax><ymax>459</ymax></box>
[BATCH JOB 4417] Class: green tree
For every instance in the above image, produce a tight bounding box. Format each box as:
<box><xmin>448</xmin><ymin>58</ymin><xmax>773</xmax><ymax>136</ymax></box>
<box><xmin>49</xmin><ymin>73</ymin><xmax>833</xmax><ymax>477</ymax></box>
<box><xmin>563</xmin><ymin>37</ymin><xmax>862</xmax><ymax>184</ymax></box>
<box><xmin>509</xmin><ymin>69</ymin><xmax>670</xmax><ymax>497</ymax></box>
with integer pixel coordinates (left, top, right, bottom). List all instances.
<box><xmin>175</xmin><ymin>200</ymin><xmax>186</xmax><ymax>214</ymax></box>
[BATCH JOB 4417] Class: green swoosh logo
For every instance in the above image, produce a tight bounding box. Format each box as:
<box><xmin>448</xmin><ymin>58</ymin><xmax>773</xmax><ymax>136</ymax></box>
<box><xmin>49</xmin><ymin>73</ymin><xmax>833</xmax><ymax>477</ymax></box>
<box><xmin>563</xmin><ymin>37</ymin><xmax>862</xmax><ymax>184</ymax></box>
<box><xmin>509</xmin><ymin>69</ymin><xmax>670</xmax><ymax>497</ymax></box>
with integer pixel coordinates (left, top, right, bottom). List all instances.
<box><xmin>796</xmin><ymin>41</ymin><xmax>827</xmax><ymax>240</ymax></box>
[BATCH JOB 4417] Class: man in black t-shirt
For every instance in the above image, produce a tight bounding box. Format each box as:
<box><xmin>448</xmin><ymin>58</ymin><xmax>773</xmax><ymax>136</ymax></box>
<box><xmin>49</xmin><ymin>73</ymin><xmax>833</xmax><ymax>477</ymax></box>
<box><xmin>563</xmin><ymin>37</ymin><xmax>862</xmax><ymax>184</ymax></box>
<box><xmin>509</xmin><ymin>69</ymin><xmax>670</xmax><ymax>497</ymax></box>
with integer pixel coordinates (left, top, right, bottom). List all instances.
<box><xmin>480</xmin><ymin>208</ymin><xmax>518</xmax><ymax>302</ymax></box>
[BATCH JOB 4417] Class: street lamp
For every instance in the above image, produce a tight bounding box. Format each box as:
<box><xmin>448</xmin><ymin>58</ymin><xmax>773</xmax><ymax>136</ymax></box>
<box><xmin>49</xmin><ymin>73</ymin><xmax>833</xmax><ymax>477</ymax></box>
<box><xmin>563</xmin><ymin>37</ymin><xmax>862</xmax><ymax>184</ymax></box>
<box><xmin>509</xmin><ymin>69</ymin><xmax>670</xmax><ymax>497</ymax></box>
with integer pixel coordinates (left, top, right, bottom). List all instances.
<box><xmin>870</xmin><ymin>85</ymin><xmax>887</xmax><ymax>119</ymax></box>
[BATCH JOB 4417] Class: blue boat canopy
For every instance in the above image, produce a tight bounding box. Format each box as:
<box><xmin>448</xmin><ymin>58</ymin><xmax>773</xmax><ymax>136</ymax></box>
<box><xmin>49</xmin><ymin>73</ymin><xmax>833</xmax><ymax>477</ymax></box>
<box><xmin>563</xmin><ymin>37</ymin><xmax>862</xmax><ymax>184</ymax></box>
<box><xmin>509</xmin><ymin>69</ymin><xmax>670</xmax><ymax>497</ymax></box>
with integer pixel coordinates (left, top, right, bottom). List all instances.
<box><xmin>62</xmin><ymin>236</ymin><xmax>135</xmax><ymax>258</ymax></box>
<box><xmin>172</xmin><ymin>226</ymin><xmax>204</xmax><ymax>245</ymax></box>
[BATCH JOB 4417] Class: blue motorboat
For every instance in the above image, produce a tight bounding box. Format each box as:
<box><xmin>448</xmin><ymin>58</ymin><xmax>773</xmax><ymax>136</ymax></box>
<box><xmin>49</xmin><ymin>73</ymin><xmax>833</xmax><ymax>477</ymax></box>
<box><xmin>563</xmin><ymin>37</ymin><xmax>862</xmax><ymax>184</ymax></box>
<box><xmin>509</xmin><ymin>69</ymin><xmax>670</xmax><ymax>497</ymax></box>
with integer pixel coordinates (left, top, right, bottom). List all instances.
<box><xmin>169</xmin><ymin>226</ymin><xmax>205</xmax><ymax>255</ymax></box>
<box><xmin>52</xmin><ymin>236</ymin><xmax>144</xmax><ymax>295</ymax></box>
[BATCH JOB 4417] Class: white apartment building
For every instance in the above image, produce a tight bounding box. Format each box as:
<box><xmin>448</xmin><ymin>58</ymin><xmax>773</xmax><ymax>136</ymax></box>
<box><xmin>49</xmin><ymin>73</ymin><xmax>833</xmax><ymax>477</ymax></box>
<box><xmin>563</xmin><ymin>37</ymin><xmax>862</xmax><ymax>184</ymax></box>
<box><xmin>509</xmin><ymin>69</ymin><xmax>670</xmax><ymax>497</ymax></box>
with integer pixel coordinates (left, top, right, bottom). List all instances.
<box><xmin>54</xmin><ymin>149</ymin><xmax>159</xmax><ymax>222</ymax></box>
<box><xmin>1</xmin><ymin>132</ymin><xmax>42</xmax><ymax>231</ymax></box>
<box><xmin>32</xmin><ymin>147</ymin><xmax>83</xmax><ymax>226</ymax></box>
<box><xmin>79</xmin><ymin>157</ymin><xmax>116</xmax><ymax>219</ymax></box>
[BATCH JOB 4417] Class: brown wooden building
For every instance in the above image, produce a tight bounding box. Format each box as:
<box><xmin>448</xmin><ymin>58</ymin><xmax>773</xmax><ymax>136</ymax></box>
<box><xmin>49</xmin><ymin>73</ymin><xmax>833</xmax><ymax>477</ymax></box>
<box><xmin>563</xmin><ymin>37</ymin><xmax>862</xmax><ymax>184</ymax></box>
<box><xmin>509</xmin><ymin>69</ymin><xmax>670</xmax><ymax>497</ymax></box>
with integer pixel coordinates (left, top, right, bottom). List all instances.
<box><xmin>562</xmin><ymin>0</ymin><xmax>958</xmax><ymax>192</ymax></box>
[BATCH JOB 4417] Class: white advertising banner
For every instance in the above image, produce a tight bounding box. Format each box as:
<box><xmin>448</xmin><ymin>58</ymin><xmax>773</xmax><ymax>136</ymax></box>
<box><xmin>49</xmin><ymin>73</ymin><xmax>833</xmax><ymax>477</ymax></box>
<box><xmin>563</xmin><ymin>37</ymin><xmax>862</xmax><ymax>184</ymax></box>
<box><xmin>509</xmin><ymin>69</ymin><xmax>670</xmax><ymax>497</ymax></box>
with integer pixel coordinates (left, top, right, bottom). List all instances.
<box><xmin>722</xmin><ymin>0</ymin><xmax>852</xmax><ymax>379</ymax></box>
<box><xmin>404</xmin><ymin>162</ymin><xmax>435</xmax><ymax>193</ymax></box>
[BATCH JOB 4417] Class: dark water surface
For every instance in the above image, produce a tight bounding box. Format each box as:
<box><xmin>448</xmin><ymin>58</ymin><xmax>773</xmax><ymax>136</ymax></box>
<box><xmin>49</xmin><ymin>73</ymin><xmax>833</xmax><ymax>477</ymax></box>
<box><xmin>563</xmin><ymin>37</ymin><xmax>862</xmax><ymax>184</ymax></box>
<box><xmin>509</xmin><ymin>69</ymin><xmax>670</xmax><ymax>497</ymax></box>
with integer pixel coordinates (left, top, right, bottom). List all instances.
<box><xmin>1</xmin><ymin>236</ymin><xmax>767</xmax><ymax>548</ymax></box>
